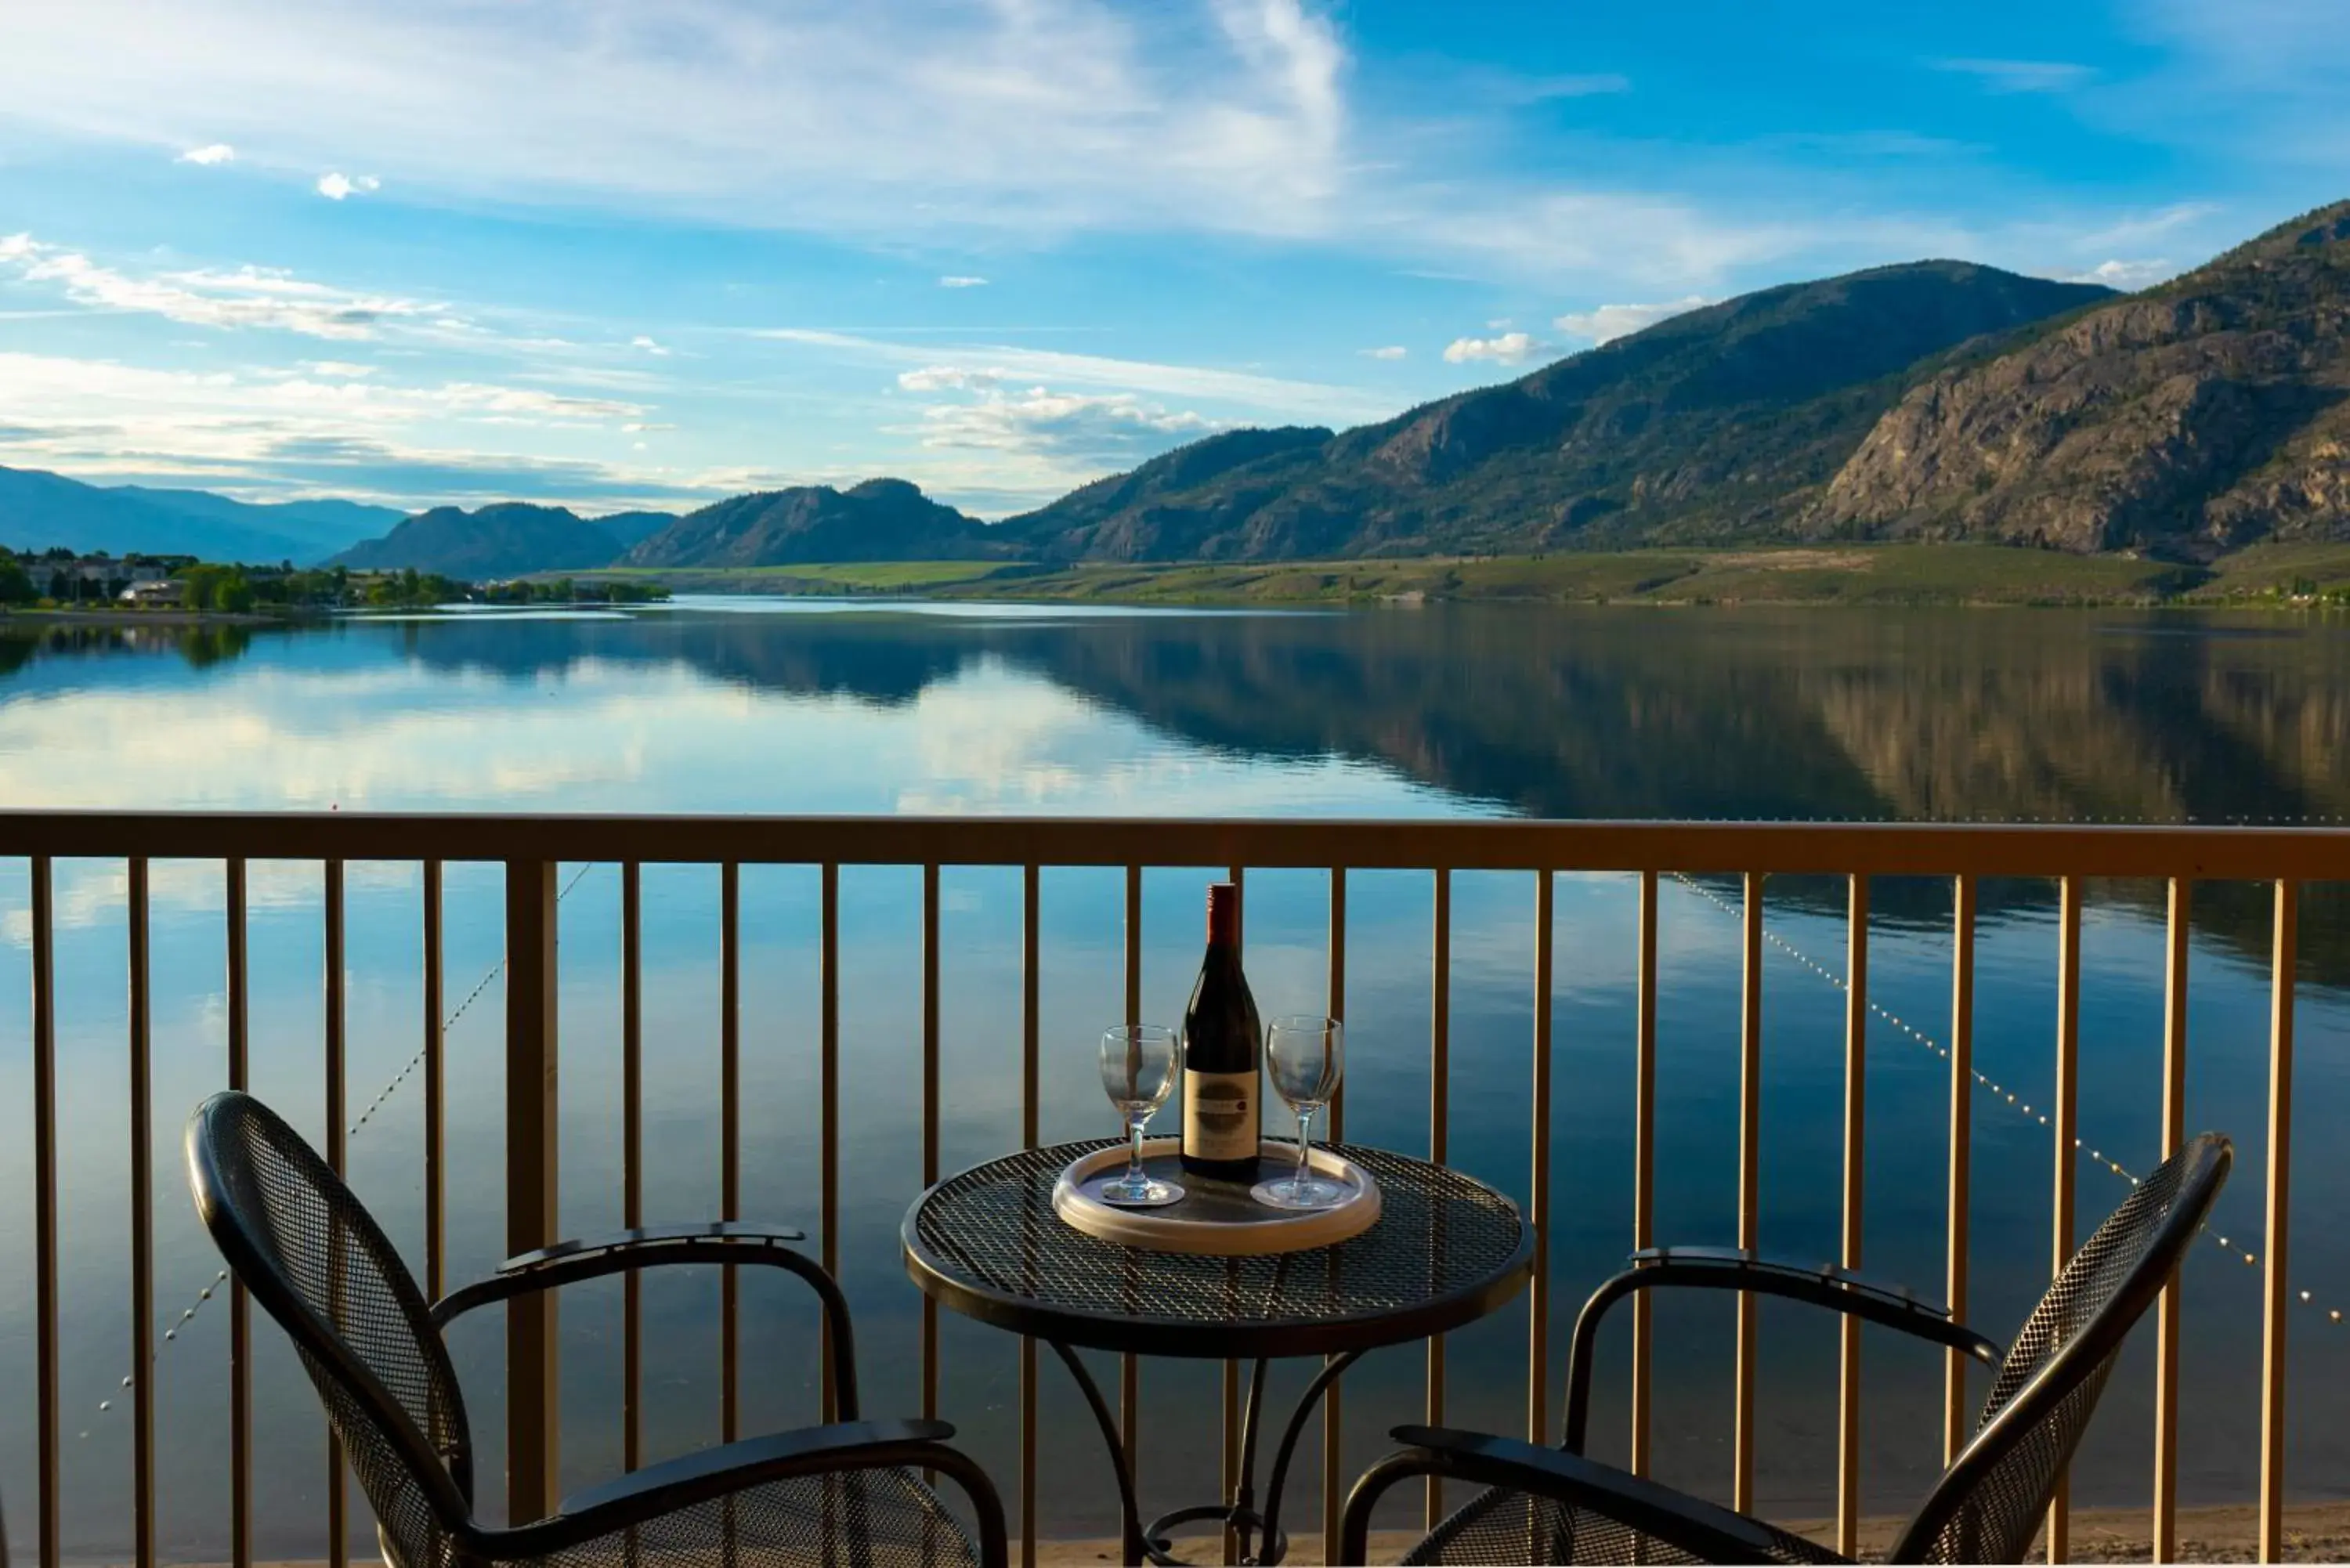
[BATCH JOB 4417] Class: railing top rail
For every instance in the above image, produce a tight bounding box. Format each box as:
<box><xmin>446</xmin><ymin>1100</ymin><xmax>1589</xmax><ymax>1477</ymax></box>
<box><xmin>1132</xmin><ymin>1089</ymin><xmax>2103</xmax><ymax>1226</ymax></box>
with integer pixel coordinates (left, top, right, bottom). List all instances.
<box><xmin>2</xmin><ymin>811</ymin><xmax>2345</xmax><ymax>879</ymax></box>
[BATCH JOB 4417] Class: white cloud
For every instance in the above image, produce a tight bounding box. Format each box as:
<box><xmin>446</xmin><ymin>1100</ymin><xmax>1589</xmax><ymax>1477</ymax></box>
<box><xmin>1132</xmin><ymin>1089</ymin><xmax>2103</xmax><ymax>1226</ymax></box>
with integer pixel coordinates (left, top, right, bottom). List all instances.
<box><xmin>909</xmin><ymin>384</ymin><xmax>1219</xmax><ymax>456</ymax></box>
<box><xmin>898</xmin><ymin>366</ymin><xmax>1007</xmax><ymax>392</ymax></box>
<box><xmin>0</xmin><ymin>349</ymin><xmax>684</xmax><ymax>510</ymax></box>
<box><xmin>1359</xmin><ymin>345</ymin><xmax>1406</xmax><ymax>359</ymax></box>
<box><xmin>772</xmin><ymin>327</ymin><xmax>1391</xmax><ymax>425</ymax></box>
<box><xmin>177</xmin><ymin>143</ymin><xmax>236</xmax><ymax>165</ymax></box>
<box><xmin>301</xmin><ymin>359</ymin><xmax>375</xmax><ymax>378</ymax></box>
<box><xmin>1506</xmin><ymin>73</ymin><xmax>1630</xmax><ymax>102</ymax></box>
<box><xmin>316</xmin><ymin>172</ymin><xmax>381</xmax><ymax>201</ymax></box>
<box><xmin>902</xmin><ymin>381</ymin><xmax>1231</xmax><ymax>479</ymax></box>
<box><xmin>0</xmin><ymin>0</ymin><xmax>1849</xmax><ymax>287</ymax></box>
<box><xmin>0</xmin><ymin>233</ymin><xmax>441</xmax><ymax>340</ymax></box>
<box><xmin>1442</xmin><ymin>331</ymin><xmax>1545</xmax><ymax>366</ymax></box>
<box><xmin>938</xmin><ymin>276</ymin><xmax>989</xmax><ymax>288</ymax></box>
<box><xmin>1934</xmin><ymin>58</ymin><xmax>2095</xmax><ymax>93</ymax></box>
<box><xmin>2065</xmin><ymin>258</ymin><xmax>2175</xmax><ymax>289</ymax></box>
<box><xmin>629</xmin><ymin>334</ymin><xmax>671</xmax><ymax>355</ymax></box>
<box><xmin>431</xmin><ymin>382</ymin><xmax>646</xmax><ymax>421</ymax></box>
<box><xmin>880</xmin><ymin>365</ymin><xmax>1242</xmax><ymax>509</ymax></box>
<box><xmin>1553</xmin><ymin>294</ymin><xmax>1716</xmax><ymax>344</ymax></box>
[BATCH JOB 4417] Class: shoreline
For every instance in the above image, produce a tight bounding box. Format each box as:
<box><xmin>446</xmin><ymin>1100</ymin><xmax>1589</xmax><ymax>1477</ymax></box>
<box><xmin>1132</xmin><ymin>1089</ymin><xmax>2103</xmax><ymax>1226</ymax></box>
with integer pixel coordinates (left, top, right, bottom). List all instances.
<box><xmin>569</xmin><ymin>542</ymin><xmax>2350</xmax><ymax>612</ymax></box>
<box><xmin>0</xmin><ymin>606</ymin><xmax>306</xmax><ymax>629</ymax></box>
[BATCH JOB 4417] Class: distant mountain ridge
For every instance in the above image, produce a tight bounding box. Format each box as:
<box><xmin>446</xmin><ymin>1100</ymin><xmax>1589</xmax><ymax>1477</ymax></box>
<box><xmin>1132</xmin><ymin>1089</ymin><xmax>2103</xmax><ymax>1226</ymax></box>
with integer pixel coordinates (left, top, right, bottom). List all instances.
<box><xmin>24</xmin><ymin>198</ymin><xmax>2350</xmax><ymax>575</ymax></box>
<box><xmin>1003</xmin><ymin>261</ymin><xmax>2116</xmax><ymax>559</ymax></box>
<box><xmin>316</xmin><ymin>481</ymin><xmax>996</xmax><ymax>578</ymax></box>
<box><xmin>329</xmin><ymin>503</ymin><xmax>623</xmax><ymax>577</ymax></box>
<box><xmin>624</xmin><ymin>479</ymin><xmax>1000</xmax><ymax>567</ymax></box>
<box><xmin>0</xmin><ymin>465</ymin><xmax>402</xmax><ymax>562</ymax></box>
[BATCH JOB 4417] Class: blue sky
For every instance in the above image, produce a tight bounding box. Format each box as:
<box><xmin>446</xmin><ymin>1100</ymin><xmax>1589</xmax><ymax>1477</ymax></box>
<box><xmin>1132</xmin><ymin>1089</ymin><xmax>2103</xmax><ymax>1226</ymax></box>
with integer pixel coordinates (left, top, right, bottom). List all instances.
<box><xmin>2</xmin><ymin>0</ymin><xmax>2346</xmax><ymax>518</ymax></box>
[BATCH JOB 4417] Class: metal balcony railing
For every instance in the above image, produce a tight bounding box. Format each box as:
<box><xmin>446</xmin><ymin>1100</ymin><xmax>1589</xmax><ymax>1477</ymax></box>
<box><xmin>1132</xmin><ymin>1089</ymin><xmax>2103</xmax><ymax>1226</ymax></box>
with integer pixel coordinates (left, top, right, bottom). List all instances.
<box><xmin>4</xmin><ymin>812</ymin><xmax>2342</xmax><ymax>1566</ymax></box>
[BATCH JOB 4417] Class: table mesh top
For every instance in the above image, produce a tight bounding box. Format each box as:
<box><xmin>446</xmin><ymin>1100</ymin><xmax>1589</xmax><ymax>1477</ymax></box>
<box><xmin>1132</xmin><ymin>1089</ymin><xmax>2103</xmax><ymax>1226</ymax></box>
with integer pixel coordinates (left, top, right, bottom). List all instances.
<box><xmin>909</xmin><ymin>1141</ymin><xmax>1526</xmax><ymax>1337</ymax></box>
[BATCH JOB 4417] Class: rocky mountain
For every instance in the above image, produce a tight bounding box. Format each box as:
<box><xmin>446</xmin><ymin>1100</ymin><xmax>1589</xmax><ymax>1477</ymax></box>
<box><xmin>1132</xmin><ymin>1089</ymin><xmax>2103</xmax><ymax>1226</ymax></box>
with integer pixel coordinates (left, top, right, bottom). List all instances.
<box><xmin>1004</xmin><ymin>262</ymin><xmax>2114</xmax><ymax>560</ymax></box>
<box><xmin>625</xmin><ymin>479</ymin><xmax>1000</xmax><ymax>567</ymax></box>
<box><xmin>330</xmin><ymin>502</ymin><xmax>622</xmax><ymax>577</ymax></box>
<box><xmin>0</xmin><ymin>464</ymin><xmax>400</xmax><ymax>562</ymax></box>
<box><xmin>1813</xmin><ymin>200</ymin><xmax>2350</xmax><ymax>557</ymax></box>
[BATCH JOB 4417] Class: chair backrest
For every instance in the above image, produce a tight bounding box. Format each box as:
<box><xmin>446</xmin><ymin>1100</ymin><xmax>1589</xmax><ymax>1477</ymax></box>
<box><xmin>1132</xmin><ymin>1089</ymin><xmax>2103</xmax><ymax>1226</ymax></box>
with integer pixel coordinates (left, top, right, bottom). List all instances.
<box><xmin>186</xmin><ymin>1091</ymin><xmax>476</xmax><ymax>1561</ymax></box>
<box><xmin>1892</xmin><ymin>1133</ymin><xmax>2230</xmax><ymax>1563</ymax></box>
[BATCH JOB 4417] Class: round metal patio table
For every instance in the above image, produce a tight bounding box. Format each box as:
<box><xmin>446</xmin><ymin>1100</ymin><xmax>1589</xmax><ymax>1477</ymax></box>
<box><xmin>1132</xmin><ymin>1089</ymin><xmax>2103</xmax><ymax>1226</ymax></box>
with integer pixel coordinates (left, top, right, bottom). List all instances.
<box><xmin>902</xmin><ymin>1139</ymin><xmax>1532</xmax><ymax>1566</ymax></box>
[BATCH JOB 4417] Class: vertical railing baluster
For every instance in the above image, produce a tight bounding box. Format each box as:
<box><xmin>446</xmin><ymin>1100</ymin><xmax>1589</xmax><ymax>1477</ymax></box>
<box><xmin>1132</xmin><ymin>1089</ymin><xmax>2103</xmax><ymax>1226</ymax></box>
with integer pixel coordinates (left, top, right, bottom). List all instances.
<box><xmin>129</xmin><ymin>856</ymin><xmax>155</xmax><ymax>1568</ymax></box>
<box><xmin>1122</xmin><ymin>865</ymin><xmax>1143</xmax><ymax>1477</ymax></box>
<box><xmin>2260</xmin><ymin>880</ymin><xmax>2297</xmax><ymax>1564</ymax></box>
<box><xmin>2152</xmin><ymin>876</ymin><xmax>2188</xmax><ymax>1561</ymax></box>
<box><xmin>2048</xmin><ymin>875</ymin><xmax>2081</xmax><ymax>1565</ymax></box>
<box><xmin>1632</xmin><ymin>869</ymin><xmax>1658</xmax><ymax>1476</ymax></box>
<box><xmin>1426</xmin><ymin>865</ymin><xmax>1451</xmax><ymax>1530</ymax></box>
<box><xmin>1734</xmin><ymin>871</ymin><xmax>1762</xmax><ymax>1513</ymax></box>
<box><xmin>821</xmin><ymin>862</ymin><xmax>841</xmax><ymax>1424</ymax></box>
<box><xmin>226</xmin><ymin>858</ymin><xmax>252</xmax><ymax>1568</ymax></box>
<box><xmin>32</xmin><ymin>855</ymin><xmax>60</xmax><ymax>1568</ymax></box>
<box><xmin>1529</xmin><ymin>869</ymin><xmax>1554</xmax><ymax>1446</ymax></box>
<box><xmin>1321</xmin><ymin>865</ymin><xmax>1348</xmax><ymax>1565</ymax></box>
<box><xmin>620</xmin><ymin>862</ymin><xmax>642</xmax><ymax>1472</ymax></box>
<box><xmin>504</xmin><ymin>858</ymin><xmax>562</xmax><ymax>1524</ymax></box>
<box><xmin>921</xmin><ymin>863</ymin><xmax>942</xmax><ymax>1440</ymax></box>
<box><xmin>324</xmin><ymin>859</ymin><xmax>347</xmax><ymax>1568</ymax></box>
<box><xmin>423</xmin><ymin>862</ymin><xmax>446</xmax><ymax>1303</ymax></box>
<box><xmin>1838</xmin><ymin>873</ymin><xmax>1867</xmax><ymax>1559</ymax></box>
<box><xmin>1945</xmin><ymin>875</ymin><xmax>1976</xmax><ymax>1469</ymax></box>
<box><xmin>721</xmin><ymin>861</ymin><xmax>741</xmax><ymax>1443</ymax></box>
<box><xmin>1224</xmin><ymin>863</ymin><xmax>1243</xmax><ymax>1567</ymax></box>
<box><xmin>1020</xmin><ymin>862</ymin><xmax>1040</xmax><ymax>1568</ymax></box>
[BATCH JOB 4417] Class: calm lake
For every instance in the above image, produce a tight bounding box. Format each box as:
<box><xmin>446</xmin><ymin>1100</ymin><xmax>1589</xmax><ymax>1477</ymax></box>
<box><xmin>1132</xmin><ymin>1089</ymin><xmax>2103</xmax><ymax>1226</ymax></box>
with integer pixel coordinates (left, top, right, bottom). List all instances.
<box><xmin>1</xmin><ymin>598</ymin><xmax>2345</xmax><ymax>1559</ymax></box>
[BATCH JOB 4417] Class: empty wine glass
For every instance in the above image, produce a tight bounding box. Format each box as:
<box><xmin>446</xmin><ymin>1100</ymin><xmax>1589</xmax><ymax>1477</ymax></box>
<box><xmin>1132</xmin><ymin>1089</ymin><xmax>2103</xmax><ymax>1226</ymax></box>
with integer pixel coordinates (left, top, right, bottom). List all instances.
<box><xmin>1253</xmin><ymin>1016</ymin><xmax>1346</xmax><ymax>1209</ymax></box>
<box><xmin>1096</xmin><ymin>1024</ymin><xmax>1184</xmax><ymax>1207</ymax></box>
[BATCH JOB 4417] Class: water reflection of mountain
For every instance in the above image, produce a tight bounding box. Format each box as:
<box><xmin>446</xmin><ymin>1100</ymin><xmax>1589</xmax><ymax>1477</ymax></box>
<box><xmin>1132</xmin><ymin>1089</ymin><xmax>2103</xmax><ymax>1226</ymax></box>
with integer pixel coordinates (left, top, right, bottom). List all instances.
<box><xmin>387</xmin><ymin>605</ymin><xmax>2350</xmax><ymax>980</ymax></box>
<box><xmin>5</xmin><ymin>605</ymin><xmax>2343</xmax><ymax>979</ymax></box>
<box><xmin>383</xmin><ymin>613</ymin><xmax>971</xmax><ymax>706</ymax></box>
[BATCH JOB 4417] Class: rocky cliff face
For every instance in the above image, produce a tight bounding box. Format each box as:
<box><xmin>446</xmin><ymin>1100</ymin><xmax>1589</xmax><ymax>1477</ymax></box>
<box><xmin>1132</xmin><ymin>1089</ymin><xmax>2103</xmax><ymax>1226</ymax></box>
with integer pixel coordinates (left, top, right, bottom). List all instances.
<box><xmin>1813</xmin><ymin>200</ymin><xmax>2350</xmax><ymax>557</ymax></box>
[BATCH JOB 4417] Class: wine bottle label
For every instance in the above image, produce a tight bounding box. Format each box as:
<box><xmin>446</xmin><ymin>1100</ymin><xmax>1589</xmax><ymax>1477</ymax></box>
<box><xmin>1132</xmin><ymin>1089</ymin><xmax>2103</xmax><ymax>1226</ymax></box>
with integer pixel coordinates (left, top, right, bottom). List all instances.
<box><xmin>1184</xmin><ymin>1068</ymin><xmax>1258</xmax><ymax>1161</ymax></box>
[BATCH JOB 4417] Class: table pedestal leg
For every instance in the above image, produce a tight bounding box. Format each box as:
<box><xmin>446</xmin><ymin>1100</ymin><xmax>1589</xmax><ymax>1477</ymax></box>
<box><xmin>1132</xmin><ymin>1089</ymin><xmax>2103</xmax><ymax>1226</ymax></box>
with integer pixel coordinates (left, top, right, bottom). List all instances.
<box><xmin>1047</xmin><ymin>1340</ymin><xmax>1149</xmax><ymax>1567</ymax></box>
<box><xmin>1256</xmin><ymin>1349</ymin><xmax>1361</xmax><ymax>1563</ymax></box>
<box><xmin>1044</xmin><ymin>1344</ymin><xmax>1362</xmax><ymax>1568</ymax></box>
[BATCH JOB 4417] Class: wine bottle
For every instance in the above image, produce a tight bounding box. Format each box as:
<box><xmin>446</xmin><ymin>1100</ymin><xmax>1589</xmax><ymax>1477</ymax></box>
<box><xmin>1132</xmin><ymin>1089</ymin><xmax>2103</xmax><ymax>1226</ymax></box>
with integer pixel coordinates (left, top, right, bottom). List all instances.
<box><xmin>1180</xmin><ymin>881</ymin><xmax>1262</xmax><ymax>1180</ymax></box>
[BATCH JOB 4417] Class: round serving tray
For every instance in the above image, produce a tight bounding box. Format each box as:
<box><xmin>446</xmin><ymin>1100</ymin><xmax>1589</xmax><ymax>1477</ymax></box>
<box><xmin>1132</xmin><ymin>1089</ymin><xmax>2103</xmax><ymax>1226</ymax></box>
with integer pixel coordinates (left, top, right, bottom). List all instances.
<box><xmin>1052</xmin><ymin>1137</ymin><xmax>1381</xmax><ymax>1255</ymax></box>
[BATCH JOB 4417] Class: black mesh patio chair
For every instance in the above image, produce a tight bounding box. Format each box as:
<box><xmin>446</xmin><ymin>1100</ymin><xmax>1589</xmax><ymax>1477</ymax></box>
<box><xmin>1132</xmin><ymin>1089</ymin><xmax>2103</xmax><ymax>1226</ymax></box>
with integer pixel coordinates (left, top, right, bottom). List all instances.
<box><xmin>186</xmin><ymin>1089</ymin><xmax>1007</xmax><ymax>1568</ymax></box>
<box><xmin>1341</xmin><ymin>1133</ymin><xmax>2230</xmax><ymax>1565</ymax></box>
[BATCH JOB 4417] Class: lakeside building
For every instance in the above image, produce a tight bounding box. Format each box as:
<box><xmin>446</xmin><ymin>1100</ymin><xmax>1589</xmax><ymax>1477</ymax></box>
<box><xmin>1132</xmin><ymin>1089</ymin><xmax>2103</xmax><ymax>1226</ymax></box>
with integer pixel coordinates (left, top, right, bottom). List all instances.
<box><xmin>118</xmin><ymin>578</ymin><xmax>186</xmax><ymax>607</ymax></box>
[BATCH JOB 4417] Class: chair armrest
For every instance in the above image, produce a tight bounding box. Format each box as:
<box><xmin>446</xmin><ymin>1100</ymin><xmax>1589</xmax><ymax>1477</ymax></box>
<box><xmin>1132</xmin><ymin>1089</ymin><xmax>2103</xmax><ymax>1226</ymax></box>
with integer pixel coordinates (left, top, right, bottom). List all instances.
<box><xmin>1563</xmin><ymin>1247</ymin><xmax>2001</xmax><ymax>1452</ymax></box>
<box><xmin>1340</xmin><ymin>1427</ymin><xmax>1842</xmax><ymax>1566</ymax></box>
<box><xmin>481</xmin><ymin>1419</ymin><xmax>1005</xmax><ymax>1560</ymax></box>
<box><xmin>432</xmin><ymin>1221</ymin><xmax>862</xmax><ymax>1418</ymax></box>
<box><xmin>501</xmin><ymin>1220</ymin><xmax>806</xmax><ymax>1271</ymax></box>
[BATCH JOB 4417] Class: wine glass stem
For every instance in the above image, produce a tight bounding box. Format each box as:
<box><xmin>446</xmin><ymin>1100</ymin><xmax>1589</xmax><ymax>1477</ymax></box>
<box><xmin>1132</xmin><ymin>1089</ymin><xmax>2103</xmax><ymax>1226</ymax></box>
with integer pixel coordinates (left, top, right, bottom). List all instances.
<box><xmin>1127</xmin><ymin>1115</ymin><xmax>1147</xmax><ymax>1188</ymax></box>
<box><xmin>1296</xmin><ymin>1105</ymin><xmax>1315</xmax><ymax>1186</ymax></box>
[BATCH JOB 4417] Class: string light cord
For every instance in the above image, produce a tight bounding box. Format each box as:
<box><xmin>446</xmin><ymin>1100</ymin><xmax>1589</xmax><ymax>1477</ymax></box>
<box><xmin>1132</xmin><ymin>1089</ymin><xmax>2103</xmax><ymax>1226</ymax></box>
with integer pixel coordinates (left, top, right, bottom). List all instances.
<box><xmin>87</xmin><ymin>861</ymin><xmax>602</xmax><ymax>1430</ymax></box>
<box><xmin>1667</xmin><ymin>871</ymin><xmax>2338</xmax><ymax>1327</ymax></box>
